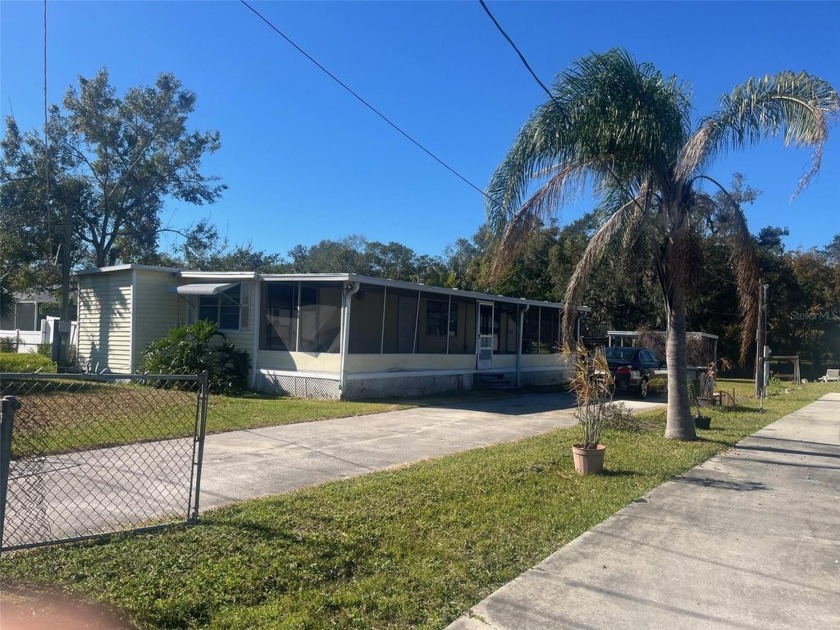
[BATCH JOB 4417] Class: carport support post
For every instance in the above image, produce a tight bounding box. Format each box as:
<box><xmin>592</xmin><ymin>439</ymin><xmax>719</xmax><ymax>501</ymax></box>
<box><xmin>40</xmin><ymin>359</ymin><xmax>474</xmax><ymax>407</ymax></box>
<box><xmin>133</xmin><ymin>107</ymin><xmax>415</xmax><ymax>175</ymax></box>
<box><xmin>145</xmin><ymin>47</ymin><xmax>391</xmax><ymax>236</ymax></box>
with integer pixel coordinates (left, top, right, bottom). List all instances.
<box><xmin>0</xmin><ymin>396</ymin><xmax>20</xmax><ymax>553</ymax></box>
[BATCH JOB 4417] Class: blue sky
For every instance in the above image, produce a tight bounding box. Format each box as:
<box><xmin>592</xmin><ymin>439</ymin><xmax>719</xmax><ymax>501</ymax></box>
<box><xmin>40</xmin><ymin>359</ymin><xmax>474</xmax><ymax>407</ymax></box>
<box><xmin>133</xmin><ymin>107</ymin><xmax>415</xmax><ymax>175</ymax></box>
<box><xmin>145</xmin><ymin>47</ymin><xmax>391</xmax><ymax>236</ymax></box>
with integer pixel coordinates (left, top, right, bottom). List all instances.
<box><xmin>2</xmin><ymin>0</ymin><xmax>838</xmax><ymax>261</ymax></box>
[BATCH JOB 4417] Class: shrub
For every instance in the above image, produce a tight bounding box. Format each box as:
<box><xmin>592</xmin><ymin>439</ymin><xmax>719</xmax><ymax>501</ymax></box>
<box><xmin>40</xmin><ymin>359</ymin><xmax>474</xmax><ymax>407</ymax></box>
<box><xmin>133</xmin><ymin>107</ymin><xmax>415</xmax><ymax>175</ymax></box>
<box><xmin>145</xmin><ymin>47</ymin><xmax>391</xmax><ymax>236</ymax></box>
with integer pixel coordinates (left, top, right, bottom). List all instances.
<box><xmin>0</xmin><ymin>337</ymin><xmax>17</xmax><ymax>353</ymax></box>
<box><xmin>0</xmin><ymin>352</ymin><xmax>56</xmax><ymax>373</ymax></box>
<box><xmin>141</xmin><ymin>320</ymin><xmax>250</xmax><ymax>395</ymax></box>
<box><xmin>37</xmin><ymin>343</ymin><xmax>53</xmax><ymax>358</ymax></box>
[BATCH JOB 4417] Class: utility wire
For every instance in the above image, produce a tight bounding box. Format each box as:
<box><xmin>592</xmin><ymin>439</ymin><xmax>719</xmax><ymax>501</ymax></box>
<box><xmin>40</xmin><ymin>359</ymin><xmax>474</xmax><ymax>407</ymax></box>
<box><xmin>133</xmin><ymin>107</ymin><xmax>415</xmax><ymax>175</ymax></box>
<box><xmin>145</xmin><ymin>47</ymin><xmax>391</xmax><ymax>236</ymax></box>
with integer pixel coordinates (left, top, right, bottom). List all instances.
<box><xmin>478</xmin><ymin>0</ymin><xmax>646</xmax><ymax>218</ymax></box>
<box><xmin>44</xmin><ymin>0</ymin><xmax>52</xmax><ymax>253</ymax></box>
<box><xmin>239</xmin><ymin>0</ymin><xmax>489</xmax><ymax>200</ymax></box>
<box><xmin>239</xmin><ymin>0</ymin><xmax>569</xmax><ymax>250</ymax></box>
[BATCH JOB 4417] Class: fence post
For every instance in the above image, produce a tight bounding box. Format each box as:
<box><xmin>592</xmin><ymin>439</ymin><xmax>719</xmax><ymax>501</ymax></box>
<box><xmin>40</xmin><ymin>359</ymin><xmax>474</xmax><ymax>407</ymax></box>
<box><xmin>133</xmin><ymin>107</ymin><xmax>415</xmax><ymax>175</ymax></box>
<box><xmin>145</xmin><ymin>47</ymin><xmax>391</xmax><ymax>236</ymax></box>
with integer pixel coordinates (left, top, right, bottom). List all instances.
<box><xmin>189</xmin><ymin>371</ymin><xmax>209</xmax><ymax>523</ymax></box>
<box><xmin>0</xmin><ymin>395</ymin><xmax>20</xmax><ymax>553</ymax></box>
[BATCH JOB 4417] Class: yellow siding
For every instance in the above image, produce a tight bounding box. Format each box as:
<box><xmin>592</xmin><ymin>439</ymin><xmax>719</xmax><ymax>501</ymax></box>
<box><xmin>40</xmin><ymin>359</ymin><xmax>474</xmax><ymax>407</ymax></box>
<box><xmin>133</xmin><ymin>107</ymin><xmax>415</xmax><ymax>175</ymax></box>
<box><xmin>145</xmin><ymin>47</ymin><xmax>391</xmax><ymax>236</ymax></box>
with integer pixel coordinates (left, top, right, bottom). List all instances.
<box><xmin>345</xmin><ymin>354</ymin><xmax>475</xmax><ymax>373</ymax></box>
<box><xmin>132</xmin><ymin>269</ymin><xmax>181</xmax><ymax>370</ymax></box>
<box><xmin>258</xmin><ymin>350</ymin><xmax>340</xmax><ymax>372</ymax></box>
<box><xmin>521</xmin><ymin>353</ymin><xmax>573</xmax><ymax>369</ymax></box>
<box><xmin>77</xmin><ymin>271</ymin><xmax>133</xmax><ymax>373</ymax></box>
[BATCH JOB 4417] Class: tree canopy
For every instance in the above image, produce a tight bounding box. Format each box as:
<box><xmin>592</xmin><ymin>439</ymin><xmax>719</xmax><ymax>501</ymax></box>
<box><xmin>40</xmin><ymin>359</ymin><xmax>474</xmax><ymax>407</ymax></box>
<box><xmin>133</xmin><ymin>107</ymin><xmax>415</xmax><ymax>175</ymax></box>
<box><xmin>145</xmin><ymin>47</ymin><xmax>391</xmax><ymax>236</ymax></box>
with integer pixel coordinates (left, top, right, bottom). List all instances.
<box><xmin>486</xmin><ymin>48</ymin><xmax>839</xmax><ymax>439</ymax></box>
<box><xmin>1</xmin><ymin>68</ymin><xmax>225</xmax><ymax>289</ymax></box>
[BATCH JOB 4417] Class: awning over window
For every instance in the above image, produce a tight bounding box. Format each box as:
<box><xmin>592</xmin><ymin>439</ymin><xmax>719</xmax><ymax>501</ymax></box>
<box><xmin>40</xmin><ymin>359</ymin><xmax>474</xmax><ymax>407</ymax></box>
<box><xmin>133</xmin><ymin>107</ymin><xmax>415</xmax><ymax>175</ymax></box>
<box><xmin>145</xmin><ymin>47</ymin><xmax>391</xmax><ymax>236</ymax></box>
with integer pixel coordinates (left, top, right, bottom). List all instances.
<box><xmin>169</xmin><ymin>282</ymin><xmax>239</xmax><ymax>296</ymax></box>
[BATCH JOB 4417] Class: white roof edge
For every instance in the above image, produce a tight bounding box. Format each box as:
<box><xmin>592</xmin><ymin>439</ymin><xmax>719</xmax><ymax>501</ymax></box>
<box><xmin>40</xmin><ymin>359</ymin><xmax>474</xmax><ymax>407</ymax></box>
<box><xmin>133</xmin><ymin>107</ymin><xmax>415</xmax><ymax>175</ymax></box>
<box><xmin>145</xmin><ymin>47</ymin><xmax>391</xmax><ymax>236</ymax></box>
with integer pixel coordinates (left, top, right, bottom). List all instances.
<box><xmin>262</xmin><ymin>273</ymin><xmax>574</xmax><ymax>310</ymax></box>
<box><xmin>73</xmin><ymin>265</ymin><xmax>584</xmax><ymax>311</ymax></box>
<box><xmin>261</xmin><ymin>273</ymin><xmax>352</xmax><ymax>282</ymax></box>
<box><xmin>74</xmin><ymin>263</ymin><xmax>182</xmax><ymax>276</ymax></box>
<box><xmin>179</xmin><ymin>270</ymin><xmax>259</xmax><ymax>280</ymax></box>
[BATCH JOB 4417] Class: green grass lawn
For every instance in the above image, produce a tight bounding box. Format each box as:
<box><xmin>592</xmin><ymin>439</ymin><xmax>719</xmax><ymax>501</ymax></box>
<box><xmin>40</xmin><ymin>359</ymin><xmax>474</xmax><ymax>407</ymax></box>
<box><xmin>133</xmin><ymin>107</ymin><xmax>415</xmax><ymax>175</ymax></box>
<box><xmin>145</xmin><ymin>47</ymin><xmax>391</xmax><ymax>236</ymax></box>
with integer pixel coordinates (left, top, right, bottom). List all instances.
<box><xmin>3</xmin><ymin>382</ymin><xmax>411</xmax><ymax>457</ymax></box>
<box><xmin>2</xmin><ymin>380</ymin><xmax>838</xmax><ymax>629</ymax></box>
<box><xmin>206</xmin><ymin>393</ymin><xmax>410</xmax><ymax>433</ymax></box>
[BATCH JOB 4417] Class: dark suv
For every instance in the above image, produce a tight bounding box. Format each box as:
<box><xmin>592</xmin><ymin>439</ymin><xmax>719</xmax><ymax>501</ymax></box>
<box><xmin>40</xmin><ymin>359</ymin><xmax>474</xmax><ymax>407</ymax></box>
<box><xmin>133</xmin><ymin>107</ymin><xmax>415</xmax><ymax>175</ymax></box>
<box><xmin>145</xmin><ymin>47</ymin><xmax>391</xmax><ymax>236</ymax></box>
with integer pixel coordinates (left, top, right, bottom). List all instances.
<box><xmin>604</xmin><ymin>346</ymin><xmax>666</xmax><ymax>398</ymax></box>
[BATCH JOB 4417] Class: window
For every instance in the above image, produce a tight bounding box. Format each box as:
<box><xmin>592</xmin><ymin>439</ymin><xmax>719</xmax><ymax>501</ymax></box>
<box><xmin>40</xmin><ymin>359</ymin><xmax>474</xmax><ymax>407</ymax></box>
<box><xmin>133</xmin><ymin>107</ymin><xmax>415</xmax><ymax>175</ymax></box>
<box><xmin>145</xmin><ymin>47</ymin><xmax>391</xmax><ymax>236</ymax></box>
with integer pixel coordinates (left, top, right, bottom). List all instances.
<box><xmin>262</xmin><ymin>283</ymin><xmax>297</xmax><ymax>350</ymax></box>
<box><xmin>299</xmin><ymin>283</ymin><xmax>341</xmax><ymax>353</ymax></box>
<box><xmin>494</xmin><ymin>303</ymin><xmax>518</xmax><ymax>354</ymax></box>
<box><xmin>447</xmin><ymin>297</ymin><xmax>475</xmax><ymax>354</ymax></box>
<box><xmin>382</xmin><ymin>289</ymin><xmax>418</xmax><ymax>354</ymax></box>
<box><xmin>522</xmin><ymin>308</ymin><xmax>540</xmax><ymax>354</ymax></box>
<box><xmin>540</xmin><ymin>307</ymin><xmax>559</xmax><ymax>353</ymax></box>
<box><xmin>348</xmin><ymin>285</ymin><xmax>385</xmax><ymax>354</ymax></box>
<box><xmin>425</xmin><ymin>300</ymin><xmax>449</xmax><ymax>336</ymax></box>
<box><xmin>197</xmin><ymin>284</ymin><xmax>249</xmax><ymax>331</ymax></box>
<box><xmin>260</xmin><ymin>282</ymin><xmax>342</xmax><ymax>353</ymax></box>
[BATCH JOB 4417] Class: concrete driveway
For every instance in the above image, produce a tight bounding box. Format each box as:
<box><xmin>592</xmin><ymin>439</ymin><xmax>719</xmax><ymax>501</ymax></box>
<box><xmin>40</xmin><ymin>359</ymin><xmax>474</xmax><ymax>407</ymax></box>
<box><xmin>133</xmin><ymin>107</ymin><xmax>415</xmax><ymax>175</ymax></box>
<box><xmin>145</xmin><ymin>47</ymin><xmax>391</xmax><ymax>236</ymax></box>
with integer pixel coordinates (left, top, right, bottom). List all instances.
<box><xmin>198</xmin><ymin>392</ymin><xmax>666</xmax><ymax>510</ymax></box>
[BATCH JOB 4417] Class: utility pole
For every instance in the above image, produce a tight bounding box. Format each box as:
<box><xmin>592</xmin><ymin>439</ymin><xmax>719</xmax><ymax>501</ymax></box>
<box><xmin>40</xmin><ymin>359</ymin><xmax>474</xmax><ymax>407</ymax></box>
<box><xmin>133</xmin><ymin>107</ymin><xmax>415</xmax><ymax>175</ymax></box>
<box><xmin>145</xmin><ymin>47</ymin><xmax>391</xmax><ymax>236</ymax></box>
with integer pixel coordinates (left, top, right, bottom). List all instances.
<box><xmin>755</xmin><ymin>283</ymin><xmax>770</xmax><ymax>409</ymax></box>
<box><xmin>755</xmin><ymin>279</ymin><xmax>764</xmax><ymax>396</ymax></box>
<box><xmin>56</xmin><ymin>201</ymin><xmax>74</xmax><ymax>371</ymax></box>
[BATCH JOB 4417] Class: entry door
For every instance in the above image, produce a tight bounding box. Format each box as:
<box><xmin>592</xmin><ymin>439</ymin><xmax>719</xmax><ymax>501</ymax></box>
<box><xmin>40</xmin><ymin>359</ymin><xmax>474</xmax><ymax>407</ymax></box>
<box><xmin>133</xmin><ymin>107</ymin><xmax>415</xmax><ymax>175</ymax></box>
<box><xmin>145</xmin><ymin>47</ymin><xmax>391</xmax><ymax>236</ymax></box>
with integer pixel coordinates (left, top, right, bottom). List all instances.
<box><xmin>477</xmin><ymin>302</ymin><xmax>494</xmax><ymax>369</ymax></box>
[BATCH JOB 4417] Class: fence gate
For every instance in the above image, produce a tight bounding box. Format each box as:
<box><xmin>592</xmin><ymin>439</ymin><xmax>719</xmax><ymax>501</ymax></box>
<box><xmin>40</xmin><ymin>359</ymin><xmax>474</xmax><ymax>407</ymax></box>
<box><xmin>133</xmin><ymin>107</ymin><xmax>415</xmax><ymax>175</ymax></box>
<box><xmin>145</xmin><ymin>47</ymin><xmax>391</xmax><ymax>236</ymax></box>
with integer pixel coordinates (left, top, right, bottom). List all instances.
<box><xmin>0</xmin><ymin>372</ymin><xmax>208</xmax><ymax>553</ymax></box>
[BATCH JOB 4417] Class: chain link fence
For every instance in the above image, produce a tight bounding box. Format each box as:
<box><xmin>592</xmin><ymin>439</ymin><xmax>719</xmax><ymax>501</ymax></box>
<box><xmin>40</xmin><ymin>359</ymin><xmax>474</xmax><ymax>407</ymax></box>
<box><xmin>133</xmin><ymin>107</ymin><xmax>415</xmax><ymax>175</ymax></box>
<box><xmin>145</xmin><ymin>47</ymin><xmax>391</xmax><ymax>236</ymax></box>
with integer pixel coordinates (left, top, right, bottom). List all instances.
<box><xmin>0</xmin><ymin>372</ymin><xmax>208</xmax><ymax>553</ymax></box>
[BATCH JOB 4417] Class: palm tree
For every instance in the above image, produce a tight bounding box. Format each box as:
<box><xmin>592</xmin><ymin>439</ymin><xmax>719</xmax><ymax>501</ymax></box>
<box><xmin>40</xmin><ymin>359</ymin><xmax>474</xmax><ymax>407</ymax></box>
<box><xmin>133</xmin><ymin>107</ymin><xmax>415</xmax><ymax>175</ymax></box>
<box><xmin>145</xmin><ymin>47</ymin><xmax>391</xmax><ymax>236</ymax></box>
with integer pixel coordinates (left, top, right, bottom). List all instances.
<box><xmin>487</xmin><ymin>49</ymin><xmax>839</xmax><ymax>440</ymax></box>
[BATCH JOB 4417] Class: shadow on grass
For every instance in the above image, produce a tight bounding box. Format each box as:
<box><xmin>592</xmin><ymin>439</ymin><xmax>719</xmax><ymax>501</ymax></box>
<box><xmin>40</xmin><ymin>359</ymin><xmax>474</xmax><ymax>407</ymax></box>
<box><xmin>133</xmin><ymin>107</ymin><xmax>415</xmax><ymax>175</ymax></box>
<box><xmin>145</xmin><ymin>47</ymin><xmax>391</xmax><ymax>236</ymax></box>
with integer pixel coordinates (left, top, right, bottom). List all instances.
<box><xmin>598</xmin><ymin>469</ymin><xmax>637</xmax><ymax>478</ymax></box>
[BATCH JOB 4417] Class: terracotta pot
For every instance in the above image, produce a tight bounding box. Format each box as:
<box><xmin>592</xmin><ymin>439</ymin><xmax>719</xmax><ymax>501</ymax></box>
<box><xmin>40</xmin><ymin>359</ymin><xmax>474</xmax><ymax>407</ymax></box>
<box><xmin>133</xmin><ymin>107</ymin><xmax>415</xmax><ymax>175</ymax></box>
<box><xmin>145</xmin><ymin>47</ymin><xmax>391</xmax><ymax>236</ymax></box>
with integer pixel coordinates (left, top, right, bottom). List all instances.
<box><xmin>572</xmin><ymin>443</ymin><xmax>606</xmax><ymax>475</ymax></box>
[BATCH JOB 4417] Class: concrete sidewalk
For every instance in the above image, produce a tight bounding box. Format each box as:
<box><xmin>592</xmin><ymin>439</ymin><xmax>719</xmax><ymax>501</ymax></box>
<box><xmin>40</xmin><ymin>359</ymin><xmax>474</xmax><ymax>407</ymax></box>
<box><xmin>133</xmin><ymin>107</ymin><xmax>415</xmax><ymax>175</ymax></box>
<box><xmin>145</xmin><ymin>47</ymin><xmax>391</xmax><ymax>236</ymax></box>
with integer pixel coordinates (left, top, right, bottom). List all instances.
<box><xmin>447</xmin><ymin>393</ymin><xmax>840</xmax><ymax>630</ymax></box>
<box><xmin>199</xmin><ymin>393</ymin><xmax>665</xmax><ymax>510</ymax></box>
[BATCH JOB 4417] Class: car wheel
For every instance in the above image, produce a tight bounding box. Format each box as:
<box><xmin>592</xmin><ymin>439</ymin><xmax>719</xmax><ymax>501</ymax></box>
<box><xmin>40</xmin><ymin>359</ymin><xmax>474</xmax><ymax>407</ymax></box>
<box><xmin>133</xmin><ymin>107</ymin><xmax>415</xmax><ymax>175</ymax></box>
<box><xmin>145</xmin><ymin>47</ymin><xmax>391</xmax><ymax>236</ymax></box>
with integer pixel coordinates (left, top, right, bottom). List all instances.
<box><xmin>638</xmin><ymin>378</ymin><xmax>649</xmax><ymax>399</ymax></box>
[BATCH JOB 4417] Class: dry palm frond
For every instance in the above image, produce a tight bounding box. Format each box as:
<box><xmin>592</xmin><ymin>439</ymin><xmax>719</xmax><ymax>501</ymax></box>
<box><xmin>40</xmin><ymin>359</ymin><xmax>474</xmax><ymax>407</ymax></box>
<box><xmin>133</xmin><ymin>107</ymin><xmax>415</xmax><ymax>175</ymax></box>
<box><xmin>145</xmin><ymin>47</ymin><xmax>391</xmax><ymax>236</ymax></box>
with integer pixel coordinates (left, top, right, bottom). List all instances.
<box><xmin>561</xmin><ymin>182</ymin><xmax>651</xmax><ymax>344</ymax></box>
<box><xmin>726</xmin><ymin>209</ymin><xmax>761</xmax><ymax>364</ymax></box>
<box><xmin>490</xmin><ymin>160</ymin><xmax>599</xmax><ymax>277</ymax></box>
<box><xmin>670</xmin><ymin>227</ymin><xmax>704</xmax><ymax>297</ymax></box>
<box><xmin>569</xmin><ymin>344</ymin><xmax>614</xmax><ymax>448</ymax></box>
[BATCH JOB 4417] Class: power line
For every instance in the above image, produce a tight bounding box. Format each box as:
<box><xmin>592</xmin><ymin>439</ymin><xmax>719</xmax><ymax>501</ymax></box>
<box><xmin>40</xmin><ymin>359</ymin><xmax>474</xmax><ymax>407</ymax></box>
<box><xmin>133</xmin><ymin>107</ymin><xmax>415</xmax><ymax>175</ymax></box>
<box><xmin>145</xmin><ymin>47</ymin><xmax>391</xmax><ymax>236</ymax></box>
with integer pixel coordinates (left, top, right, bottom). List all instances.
<box><xmin>239</xmin><ymin>1</ymin><xmax>563</xmax><ymax>248</ymax></box>
<box><xmin>238</xmin><ymin>0</ymin><xmax>489</xmax><ymax>200</ymax></box>
<box><xmin>478</xmin><ymin>0</ymin><xmax>646</xmax><ymax>218</ymax></box>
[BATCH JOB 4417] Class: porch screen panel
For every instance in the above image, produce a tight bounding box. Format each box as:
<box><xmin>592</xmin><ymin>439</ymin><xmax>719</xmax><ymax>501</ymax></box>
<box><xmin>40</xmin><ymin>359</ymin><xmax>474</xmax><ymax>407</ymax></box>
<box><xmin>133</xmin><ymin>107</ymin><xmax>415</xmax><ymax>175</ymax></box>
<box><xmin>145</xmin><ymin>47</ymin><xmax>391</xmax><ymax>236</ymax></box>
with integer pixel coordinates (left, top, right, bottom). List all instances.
<box><xmin>299</xmin><ymin>283</ymin><xmax>342</xmax><ymax>353</ymax></box>
<box><xmin>494</xmin><ymin>303</ymin><xmax>518</xmax><ymax>354</ymax></box>
<box><xmin>348</xmin><ymin>285</ymin><xmax>385</xmax><ymax>353</ymax></box>
<box><xmin>382</xmin><ymin>289</ymin><xmax>417</xmax><ymax>354</ymax></box>
<box><xmin>540</xmin><ymin>306</ymin><xmax>560</xmax><ymax>353</ymax></box>
<box><xmin>262</xmin><ymin>283</ymin><xmax>297</xmax><ymax>351</ymax></box>
<box><xmin>417</xmin><ymin>292</ymin><xmax>447</xmax><ymax>354</ymax></box>
<box><xmin>522</xmin><ymin>307</ymin><xmax>540</xmax><ymax>354</ymax></box>
<box><xmin>447</xmin><ymin>297</ymin><xmax>476</xmax><ymax>354</ymax></box>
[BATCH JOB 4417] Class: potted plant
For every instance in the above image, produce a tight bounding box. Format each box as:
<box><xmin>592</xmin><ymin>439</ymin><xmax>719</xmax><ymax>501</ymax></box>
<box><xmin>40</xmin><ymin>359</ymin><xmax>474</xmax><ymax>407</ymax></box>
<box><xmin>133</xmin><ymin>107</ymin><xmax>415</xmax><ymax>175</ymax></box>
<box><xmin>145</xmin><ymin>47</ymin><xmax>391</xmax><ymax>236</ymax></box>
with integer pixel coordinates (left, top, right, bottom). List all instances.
<box><xmin>570</xmin><ymin>345</ymin><xmax>613</xmax><ymax>475</ymax></box>
<box><xmin>689</xmin><ymin>378</ymin><xmax>711</xmax><ymax>429</ymax></box>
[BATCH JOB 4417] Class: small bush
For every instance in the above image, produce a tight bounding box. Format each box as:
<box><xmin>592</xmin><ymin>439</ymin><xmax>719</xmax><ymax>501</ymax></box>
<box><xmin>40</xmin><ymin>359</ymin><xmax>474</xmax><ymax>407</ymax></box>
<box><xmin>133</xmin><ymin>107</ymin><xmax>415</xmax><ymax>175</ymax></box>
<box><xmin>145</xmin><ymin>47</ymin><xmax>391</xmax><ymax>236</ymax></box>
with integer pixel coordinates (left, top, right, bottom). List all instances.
<box><xmin>0</xmin><ymin>337</ymin><xmax>17</xmax><ymax>353</ymax></box>
<box><xmin>142</xmin><ymin>320</ymin><xmax>250</xmax><ymax>395</ymax></box>
<box><xmin>0</xmin><ymin>352</ymin><xmax>56</xmax><ymax>373</ymax></box>
<box><xmin>601</xmin><ymin>402</ymin><xmax>653</xmax><ymax>432</ymax></box>
<box><xmin>37</xmin><ymin>342</ymin><xmax>53</xmax><ymax>358</ymax></box>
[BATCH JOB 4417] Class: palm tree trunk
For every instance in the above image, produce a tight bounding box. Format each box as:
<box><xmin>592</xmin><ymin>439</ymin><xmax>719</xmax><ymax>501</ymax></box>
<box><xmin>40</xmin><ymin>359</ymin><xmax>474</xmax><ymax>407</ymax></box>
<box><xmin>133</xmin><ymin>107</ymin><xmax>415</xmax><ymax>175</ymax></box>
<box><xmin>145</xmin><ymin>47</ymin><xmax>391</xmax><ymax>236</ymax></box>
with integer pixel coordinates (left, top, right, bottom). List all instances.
<box><xmin>664</xmin><ymin>286</ymin><xmax>697</xmax><ymax>440</ymax></box>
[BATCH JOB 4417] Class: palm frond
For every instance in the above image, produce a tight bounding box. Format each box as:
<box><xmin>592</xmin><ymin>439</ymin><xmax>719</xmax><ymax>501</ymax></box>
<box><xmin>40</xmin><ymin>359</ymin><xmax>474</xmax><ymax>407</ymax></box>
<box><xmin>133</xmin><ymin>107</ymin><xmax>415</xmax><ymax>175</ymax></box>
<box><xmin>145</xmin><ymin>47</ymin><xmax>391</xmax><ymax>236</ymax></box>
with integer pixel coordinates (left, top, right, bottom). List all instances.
<box><xmin>678</xmin><ymin>72</ymin><xmax>840</xmax><ymax>196</ymax></box>
<box><xmin>561</xmin><ymin>182</ymin><xmax>651</xmax><ymax>343</ymax></box>
<box><xmin>491</xmin><ymin>160</ymin><xmax>596</xmax><ymax>275</ymax></box>
<box><xmin>486</xmin><ymin>48</ymin><xmax>692</xmax><ymax>239</ymax></box>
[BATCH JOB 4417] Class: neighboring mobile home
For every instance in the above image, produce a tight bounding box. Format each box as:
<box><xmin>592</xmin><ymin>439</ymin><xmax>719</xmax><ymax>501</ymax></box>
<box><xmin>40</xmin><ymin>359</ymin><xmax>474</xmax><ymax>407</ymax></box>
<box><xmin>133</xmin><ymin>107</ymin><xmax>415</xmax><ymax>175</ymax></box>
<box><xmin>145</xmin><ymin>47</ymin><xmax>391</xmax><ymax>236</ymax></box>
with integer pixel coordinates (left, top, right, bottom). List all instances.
<box><xmin>75</xmin><ymin>265</ymin><xmax>586</xmax><ymax>399</ymax></box>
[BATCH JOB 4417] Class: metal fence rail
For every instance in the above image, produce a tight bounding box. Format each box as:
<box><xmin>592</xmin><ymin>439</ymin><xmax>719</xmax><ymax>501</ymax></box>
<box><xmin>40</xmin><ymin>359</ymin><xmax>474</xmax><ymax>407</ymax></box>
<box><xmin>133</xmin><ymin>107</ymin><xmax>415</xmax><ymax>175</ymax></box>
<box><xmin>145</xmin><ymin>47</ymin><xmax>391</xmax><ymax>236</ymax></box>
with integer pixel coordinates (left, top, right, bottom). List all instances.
<box><xmin>0</xmin><ymin>372</ymin><xmax>208</xmax><ymax>553</ymax></box>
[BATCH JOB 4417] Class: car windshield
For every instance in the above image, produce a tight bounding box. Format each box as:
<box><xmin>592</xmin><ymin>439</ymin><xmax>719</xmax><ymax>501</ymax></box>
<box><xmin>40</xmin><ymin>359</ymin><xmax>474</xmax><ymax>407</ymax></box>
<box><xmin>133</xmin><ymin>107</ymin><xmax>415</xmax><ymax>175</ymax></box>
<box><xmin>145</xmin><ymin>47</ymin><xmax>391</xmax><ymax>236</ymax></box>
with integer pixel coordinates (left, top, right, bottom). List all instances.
<box><xmin>605</xmin><ymin>347</ymin><xmax>636</xmax><ymax>361</ymax></box>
